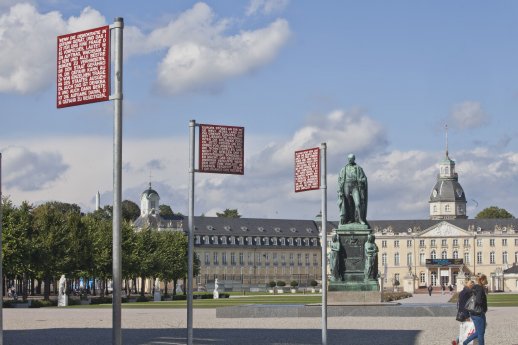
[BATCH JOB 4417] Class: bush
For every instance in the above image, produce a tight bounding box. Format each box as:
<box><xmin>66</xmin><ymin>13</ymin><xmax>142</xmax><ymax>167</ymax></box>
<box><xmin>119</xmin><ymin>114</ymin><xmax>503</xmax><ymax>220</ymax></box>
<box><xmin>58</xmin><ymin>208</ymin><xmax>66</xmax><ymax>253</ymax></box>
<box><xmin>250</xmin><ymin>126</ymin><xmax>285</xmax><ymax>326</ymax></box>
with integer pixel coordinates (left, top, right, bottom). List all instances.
<box><xmin>310</xmin><ymin>280</ymin><xmax>318</xmax><ymax>287</ymax></box>
<box><xmin>90</xmin><ymin>296</ymin><xmax>113</xmax><ymax>304</ymax></box>
<box><xmin>135</xmin><ymin>296</ymin><xmax>149</xmax><ymax>302</ymax></box>
<box><xmin>290</xmin><ymin>281</ymin><xmax>299</xmax><ymax>288</ymax></box>
<box><xmin>29</xmin><ymin>300</ymin><xmax>57</xmax><ymax>308</ymax></box>
<box><xmin>382</xmin><ymin>291</ymin><xmax>411</xmax><ymax>302</ymax></box>
<box><xmin>276</xmin><ymin>281</ymin><xmax>286</xmax><ymax>287</ymax></box>
<box><xmin>268</xmin><ymin>281</ymin><xmax>276</xmax><ymax>288</ymax></box>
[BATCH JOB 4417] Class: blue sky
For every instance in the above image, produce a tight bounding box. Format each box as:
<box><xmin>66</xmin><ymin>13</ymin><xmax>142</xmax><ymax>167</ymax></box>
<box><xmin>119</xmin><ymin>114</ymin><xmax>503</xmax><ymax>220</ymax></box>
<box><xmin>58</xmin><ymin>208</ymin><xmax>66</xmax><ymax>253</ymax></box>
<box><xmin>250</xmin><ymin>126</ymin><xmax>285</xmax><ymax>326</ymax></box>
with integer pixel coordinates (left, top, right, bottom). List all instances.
<box><xmin>1</xmin><ymin>0</ymin><xmax>518</xmax><ymax>221</ymax></box>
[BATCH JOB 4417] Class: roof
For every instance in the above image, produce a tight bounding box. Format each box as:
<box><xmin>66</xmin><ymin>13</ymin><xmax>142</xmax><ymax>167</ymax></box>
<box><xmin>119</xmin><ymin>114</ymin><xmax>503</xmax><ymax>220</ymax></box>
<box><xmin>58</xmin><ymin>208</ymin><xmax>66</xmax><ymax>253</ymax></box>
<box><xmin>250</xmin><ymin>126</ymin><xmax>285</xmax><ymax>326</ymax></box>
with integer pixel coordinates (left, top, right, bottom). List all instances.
<box><xmin>504</xmin><ymin>264</ymin><xmax>518</xmax><ymax>274</ymax></box>
<box><xmin>429</xmin><ymin>179</ymin><xmax>466</xmax><ymax>202</ymax></box>
<box><xmin>141</xmin><ymin>183</ymin><xmax>159</xmax><ymax>199</ymax></box>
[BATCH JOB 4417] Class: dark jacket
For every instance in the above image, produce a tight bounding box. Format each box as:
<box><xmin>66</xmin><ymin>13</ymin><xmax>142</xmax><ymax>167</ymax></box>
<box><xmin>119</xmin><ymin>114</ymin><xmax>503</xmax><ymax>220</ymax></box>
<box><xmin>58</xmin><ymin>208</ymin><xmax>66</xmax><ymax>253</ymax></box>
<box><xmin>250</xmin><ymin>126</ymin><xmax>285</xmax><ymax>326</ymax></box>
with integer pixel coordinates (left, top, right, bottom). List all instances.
<box><xmin>469</xmin><ymin>284</ymin><xmax>488</xmax><ymax>315</ymax></box>
<box><xmin>457</xmin><ymin>286</ymin><xmax>471</xmax><ymax>320</ymax></box>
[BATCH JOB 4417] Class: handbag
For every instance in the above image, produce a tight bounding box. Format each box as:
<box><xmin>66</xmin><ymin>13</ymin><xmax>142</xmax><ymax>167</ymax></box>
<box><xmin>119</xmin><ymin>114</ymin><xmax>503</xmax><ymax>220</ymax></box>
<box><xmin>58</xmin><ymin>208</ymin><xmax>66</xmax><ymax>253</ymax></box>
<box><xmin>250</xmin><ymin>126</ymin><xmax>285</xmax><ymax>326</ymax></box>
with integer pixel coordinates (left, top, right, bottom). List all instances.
<box><xmin>464</xmin><ymin>294</ymin><xmax>483</xmax><ymax>315</ymax></box>
<box><xmin>456</xmin><ymin>310</ymin><xmax>467</xmax><ymax>322</ymax></box>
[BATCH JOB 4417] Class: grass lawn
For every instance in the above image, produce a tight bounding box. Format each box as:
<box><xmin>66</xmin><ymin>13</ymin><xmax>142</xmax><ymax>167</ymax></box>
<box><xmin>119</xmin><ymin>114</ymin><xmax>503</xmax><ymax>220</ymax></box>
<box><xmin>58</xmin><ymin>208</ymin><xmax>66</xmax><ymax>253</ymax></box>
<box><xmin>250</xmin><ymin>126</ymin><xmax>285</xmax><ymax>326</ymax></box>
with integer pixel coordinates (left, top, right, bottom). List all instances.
<box><xmin>71</xmin><ymin>294</ymin><xmax>323</xmax><ymax>309</ymax></box>
<box><xmin>487</xmin><ymin>293</ymin><xmax>518</xmax><ymax>307</ymax></box>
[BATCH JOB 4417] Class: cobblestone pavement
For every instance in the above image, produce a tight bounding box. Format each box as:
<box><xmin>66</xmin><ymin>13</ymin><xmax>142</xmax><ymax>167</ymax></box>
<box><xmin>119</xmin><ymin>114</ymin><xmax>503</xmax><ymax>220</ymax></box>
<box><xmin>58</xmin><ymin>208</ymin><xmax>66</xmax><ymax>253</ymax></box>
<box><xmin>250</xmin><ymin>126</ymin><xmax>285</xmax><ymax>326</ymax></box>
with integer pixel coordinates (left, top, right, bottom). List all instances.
<box><xmin>2</xmin><ymin>294</ymin><xmax>517</xmax><ymax>345</ymax></box>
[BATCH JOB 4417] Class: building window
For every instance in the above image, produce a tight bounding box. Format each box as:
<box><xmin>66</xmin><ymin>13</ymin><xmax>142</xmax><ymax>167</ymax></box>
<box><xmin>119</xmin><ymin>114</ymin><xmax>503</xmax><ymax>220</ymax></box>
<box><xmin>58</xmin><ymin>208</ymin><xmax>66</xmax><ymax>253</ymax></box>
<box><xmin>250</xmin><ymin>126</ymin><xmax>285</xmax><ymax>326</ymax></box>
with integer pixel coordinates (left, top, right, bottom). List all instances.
<box><xmin>515</xmin><ymin>239</ymin><xmax>518</xmax><ymax>246</ymax></box>
<box><xmin>420</xmin><ymin>272</ymin><xmax>425</xmax><ymax>284</ymax></box>
<box><xmin>273</xmin><ymin>253</ymin><xmax>278</xmax><ymax>266</ymax></box>
<box><xmin>394</xmin><ymin>273</ymin><xmax>400</xmax><ymax>284</ymax></box>
<box><xmin>394</xmin><ymin>252</ymin><xmax>400</xmax><ymax>266</ymax></box>
<box><xmin>394</xmin><ymin>240</ymin><xmax>400</xmax><ymax>248</ymax></box>
<box><xmin>213</xmin><ymin>252</ymin><xmax>219</xmax><ymax>265</ymax></box>
<box><xmin>264</xmin><ymin>253</ymin><xmax>270</xmax><ymax>266</ymax></box>
<box><xmin>431</xmin><ymin>240</ymin><xmax>436</xmax><ymax>247</ymax></box>
<box><xmin>515</xmin><ymin>252</ymin><xmax>518</xmax><ymax>264</ymax></box>
<box><xmin>490</xmin><ymin>252</ymin><xmax>495</xmax><ymax>264</ymax></box>
<box><xmin>239</xmin><ymin>252</ymin><xmax>244</xmax><ymax>265</ymax></box>
<box><xmin>407</xmin><ymin>240</ymin><xmax>412</xmax><ymax>248</ymax></box>
<box><xmin>503</xmin><ymin>251</ymin><xmax>508</xmax><ymax>264</ymax></box>
<box><xmin>445</xmin><ymin>204</ymin><xmax>450</xmax><ymax>212</ymax></box>
<box><xmin>502</xmin><ymin>239</ymin><xmax>507</xmax><ymax>246</ymax></box>
<box><xmin>256</xmin><ymin>253</ymin><xmax>262</xmax><ymax>266</ymax></box>
<box><xmin>230</xmin><ymin>252</ymin><xmax>236</xmax><ymax>265</ymax></box>
<box><xmin>247</xmin><ymin>253</ymin><xmax>253</xmax><ymax>265</ymax></box>
<box><xmin>419</xmin><ymin>240</ymin><xmax>425</xmax><ymax>248</ymax></box>
<box><xmin>431</xmin><ymin>250</ymin><xmax>436</xmax><ymax>259</ymax></box>
<box><xmin>382</xmin><ymin>240</ymin><xmax>387</xmax><ymax>248</ymax></box>
<box><xmin>433</xmin><ymin>205</ymin><xmax>437</xmax><ymax>213</ymax></box>
<box><xmin>305</xmin><ymin>253</ymin><xmax>310</xmax><ymax>266</ymax></box>
<box><xmin>489</xmin><ymin>239</ymin><xmax>495</xmax><ymax>247</ymax></box>
<box><xmin>313</xmin><ymin>253</ymin><xmax>318</xmax><ymax>266</ymax></box>
<box><xmin>453</xmin><ymin>250</ymin><xmax>458</xmax><ymax>259</ymax></box>
<box><xmin>441</xmin><ymin>250</ymin><xmax>448</xmax><ymax>259</ymax></box>
<box><xmin>464</xmin><ymin>252</ymin><xmax>470</xmax><ymax>265</ymax></box>
<box><xmin>420</xmin><ymin>253</ymin><xmax>425</xmax><ymax>265</ymax></box>
<box><xmin>297</xmin><ymin>253</ymin><xmax>302</xmax><ymax>266</ymax></box>
<box><xmin>477</xmin><ymin>239</ymin><xmax>482</xmax><ymax>247</ymax></box>
<box><xmin>289</xmin><ymin>253</ymin><xmax>294</xmax><ymax>266</ymax></box>
<box><xmin>382</xmin><ymin>253</ymin><xmax>387</xmax><ymax>266</ymax></box>
<box><xmin>463</xmin><ymin>239</ymin><xmax>469</xmax><ymax>247</ymax></box>
<box><xmin>205</xmin><ymin>253</ymin><xmax>210</xmax><ymax>265</ymax></box>
<box><xmin>476</xmin><ymin>252</ymin><xmax>482</xmax><ymax>264</ymax></box>
<box><xmin>222</xmin><ymin>252</ymin><xmax>228</xmax><ymax>265</ymax></box>
<box><xmin>441</xmin><ymin>239</ymin><xmax>447</xmax><ymax>247</ymax></box>
<box><xmin>281</xmin><ymin>254</ymin><xmax>286</xmax><ymax>266</ymax></box>
<box><xmin>407</xmin><ymin>253</ymin><xmax>413</xmax><ymax>266</ymax></box>
<box><xmin>453</xmin><ymin>239</ymin><xmax>458</xmax><ymax>247</ymax></box>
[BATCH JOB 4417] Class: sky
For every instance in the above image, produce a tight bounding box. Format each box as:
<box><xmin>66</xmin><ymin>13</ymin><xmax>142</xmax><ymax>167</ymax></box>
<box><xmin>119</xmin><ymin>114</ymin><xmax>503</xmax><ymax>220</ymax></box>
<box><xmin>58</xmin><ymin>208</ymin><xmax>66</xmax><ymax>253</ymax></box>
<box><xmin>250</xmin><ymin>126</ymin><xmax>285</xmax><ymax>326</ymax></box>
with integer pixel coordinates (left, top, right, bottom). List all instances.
<box><xmin>1</xmin><ymin>0</ymin><xmax>518</xmax><ymax>221</ymax></box>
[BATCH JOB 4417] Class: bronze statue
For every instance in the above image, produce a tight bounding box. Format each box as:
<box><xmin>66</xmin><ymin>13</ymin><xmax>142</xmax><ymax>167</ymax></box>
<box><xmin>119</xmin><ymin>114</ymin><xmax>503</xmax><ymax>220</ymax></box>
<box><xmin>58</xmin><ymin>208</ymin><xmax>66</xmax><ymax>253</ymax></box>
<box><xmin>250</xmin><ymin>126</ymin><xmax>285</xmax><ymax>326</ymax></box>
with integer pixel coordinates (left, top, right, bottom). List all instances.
<box><xmin>337</xmin><ymin>153</ymin><xmax>368</xmax><ymax>225</ymax></box>
<box><xmin>364</xmin><ymin>234</ymin><xmax>378</xmax><ymax>280</ymax></box>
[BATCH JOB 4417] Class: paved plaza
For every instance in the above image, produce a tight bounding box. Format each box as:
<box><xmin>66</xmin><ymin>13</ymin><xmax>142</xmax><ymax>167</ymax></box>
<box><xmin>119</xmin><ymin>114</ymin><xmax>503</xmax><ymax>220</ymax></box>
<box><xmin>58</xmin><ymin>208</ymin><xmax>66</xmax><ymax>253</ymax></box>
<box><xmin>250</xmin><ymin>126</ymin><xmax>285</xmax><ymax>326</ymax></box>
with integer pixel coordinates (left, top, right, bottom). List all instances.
<box><xmin>2</xmin><ymin>293</ymin><xmax>518</xmax><ymax>344</ymax></box>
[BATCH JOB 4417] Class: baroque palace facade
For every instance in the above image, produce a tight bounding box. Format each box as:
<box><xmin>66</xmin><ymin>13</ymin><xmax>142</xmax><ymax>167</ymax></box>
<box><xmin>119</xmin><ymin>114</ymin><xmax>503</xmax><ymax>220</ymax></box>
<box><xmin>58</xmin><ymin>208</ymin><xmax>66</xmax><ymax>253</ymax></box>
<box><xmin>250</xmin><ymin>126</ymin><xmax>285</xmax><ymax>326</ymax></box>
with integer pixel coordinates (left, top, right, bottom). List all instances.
<box><xmin>134</xmin><ymin>149</ymin><xmax>518</xmax><ymax>292</ymax></box>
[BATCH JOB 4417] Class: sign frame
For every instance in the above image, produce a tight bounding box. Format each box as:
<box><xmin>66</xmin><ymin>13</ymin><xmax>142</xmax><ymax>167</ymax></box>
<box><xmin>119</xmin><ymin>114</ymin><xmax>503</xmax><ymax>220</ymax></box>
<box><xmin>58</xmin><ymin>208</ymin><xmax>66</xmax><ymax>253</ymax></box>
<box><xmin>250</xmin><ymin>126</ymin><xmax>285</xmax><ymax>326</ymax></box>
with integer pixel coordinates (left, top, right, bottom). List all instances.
<box><xmin>57</xmin><ymin>25</ymin><xmax>110</xmax><ymax>108</ymax></box>
<box><xmin>294</xmin><ymin>147</ymin><xmax>320</xmax><ymax>193</ymax></box>
<box><xmin>198</xmin><ymin>123</ymin><xmax>245</xmax><ymax>175</ymax></box>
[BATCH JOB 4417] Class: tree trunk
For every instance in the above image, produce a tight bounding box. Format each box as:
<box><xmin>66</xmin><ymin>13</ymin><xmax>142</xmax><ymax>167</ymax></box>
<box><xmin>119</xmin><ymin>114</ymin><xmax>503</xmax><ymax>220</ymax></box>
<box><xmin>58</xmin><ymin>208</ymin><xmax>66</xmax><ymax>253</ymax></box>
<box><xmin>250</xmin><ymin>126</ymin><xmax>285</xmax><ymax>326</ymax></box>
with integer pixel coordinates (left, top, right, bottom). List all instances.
<box><xmin>164</xmin><ymin>280</ymin><xmax>168</xmax><ymax>295</ymax></box>
<box><xmin>140</xmin><ymin>277</ymin><xmax>145</xmax><ymax>297</ymax></box>
<box><xmin>43</xmin><ymin>276</ymin><xmax>51</xmax><ymax>301</ymax></box>
<box><xmin>92</xmin><ymin>277</ymin><xmax>97</xmax><ymax>296</ymax></box>
<box><xmin>133</xmin><ymin>277</ymin><xmax>138</xmax><ymax>294</ymax></box>
<box><xmin>22</xmin><ymin>273</ymin><xmax>28</xmax><ymax>302</ymax></box>
<box><xmin>173</xmin><ymin>279</ymin><xmax>177</xmax><ymax>296</ymax></box>
<box><xmin>100</xmin><ymin>280</ymin><xmax>105</xmax><ymax>298</ymax></box>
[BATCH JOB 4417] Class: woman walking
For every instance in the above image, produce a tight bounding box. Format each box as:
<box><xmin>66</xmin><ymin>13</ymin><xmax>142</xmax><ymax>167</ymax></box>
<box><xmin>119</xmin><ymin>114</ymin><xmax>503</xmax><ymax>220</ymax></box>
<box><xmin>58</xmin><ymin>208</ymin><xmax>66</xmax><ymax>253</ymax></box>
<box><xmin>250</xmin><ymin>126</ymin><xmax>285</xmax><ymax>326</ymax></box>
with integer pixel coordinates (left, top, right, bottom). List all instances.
<box><xmin>456</xmin><ymin>280</ymin><xmax>474</xmax><ymax>345</ymax></box>
<box><xmin>463</xmin><ymin>274</ymin><xmax>488</xmax><ymax>345</ymax></box>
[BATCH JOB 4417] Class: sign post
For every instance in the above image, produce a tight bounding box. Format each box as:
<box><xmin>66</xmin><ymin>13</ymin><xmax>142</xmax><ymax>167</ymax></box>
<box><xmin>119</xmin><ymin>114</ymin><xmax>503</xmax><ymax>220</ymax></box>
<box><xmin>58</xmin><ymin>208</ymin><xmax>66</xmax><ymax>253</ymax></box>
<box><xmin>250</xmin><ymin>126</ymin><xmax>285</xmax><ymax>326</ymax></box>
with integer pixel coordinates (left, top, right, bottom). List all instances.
<box><xmin>57</xmin><ymin>18</ymin><xmax>123</xmax><ymax>345</ymax></box>
<box><xmin>294</xmin><ymin>144</ymin><xmax>327</xmax><ymax>345</ymax></box>
<box><xmin>0</xmin><ymin>152</ymin><xmax>3</xmax><ymax>345</ymax></box>
<box><xmin>187</xmin><ymin>121</ymin><xmax>244</xmax><ymax>345</ymax></box>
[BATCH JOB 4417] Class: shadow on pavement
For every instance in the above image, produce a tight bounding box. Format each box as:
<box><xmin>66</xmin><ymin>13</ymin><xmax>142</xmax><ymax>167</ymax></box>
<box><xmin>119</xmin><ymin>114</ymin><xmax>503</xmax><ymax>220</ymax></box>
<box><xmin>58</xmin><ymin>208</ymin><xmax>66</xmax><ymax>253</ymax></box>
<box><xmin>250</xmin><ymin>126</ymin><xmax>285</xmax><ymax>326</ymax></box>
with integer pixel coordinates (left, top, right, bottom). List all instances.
<box><xmin>5</xmin><ymin>328</ymin><xmax>421</xmax><ymax>345</ymax></box>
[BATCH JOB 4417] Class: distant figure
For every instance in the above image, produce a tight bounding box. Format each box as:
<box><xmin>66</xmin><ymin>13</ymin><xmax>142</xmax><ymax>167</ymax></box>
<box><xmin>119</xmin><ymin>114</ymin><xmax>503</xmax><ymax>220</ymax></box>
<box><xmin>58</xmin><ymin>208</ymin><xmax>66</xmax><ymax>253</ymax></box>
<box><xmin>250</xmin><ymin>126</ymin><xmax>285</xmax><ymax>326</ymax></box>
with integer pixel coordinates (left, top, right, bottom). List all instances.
<box><xmin>428</xmin><ymin>284</ymin><xmax>433</xmax><ymax>296</ymax></box>
<box><xmin>337</xmin><ymin>154</ymin><xmax>368</xmax><ymax>225</ymax></box>
<box><xmin>441</xmin><ymin>284</ymin><xmax>446</xmax><ymax>295</ymax></box>
<box><xmin>59</xmin><ymin>275</ymin><xmax>66</xmax><ymax>295</ymax></box>
<box><xmin>449</xmin><ymin>284</ymin><xmax>454</xmax><ymax>294</ymax></box>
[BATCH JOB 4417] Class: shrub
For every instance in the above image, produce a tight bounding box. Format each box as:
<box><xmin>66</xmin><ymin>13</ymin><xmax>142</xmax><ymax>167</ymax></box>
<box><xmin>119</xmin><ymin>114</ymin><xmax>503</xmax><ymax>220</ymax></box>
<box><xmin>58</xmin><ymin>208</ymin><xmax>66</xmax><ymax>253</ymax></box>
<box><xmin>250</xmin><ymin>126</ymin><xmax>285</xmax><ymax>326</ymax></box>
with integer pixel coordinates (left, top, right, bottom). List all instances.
<box><xmin>268</xmin><ymin>281</ymin><xmax>276</xmax><ymax>288</ymax></box>
<box><xmin>90</xmin><ymin>296</ymin><xmax>113</xmax><ymax>304</ymax></box>
<box><xmin>173</xmin><ymin>295</ymin><xmax>187</xmax><ymax>301</ymax></box>
<box><xmin>290</xmin><ymin>281</ymin><xmax>299</xmax><ymax>288</ymax></box>
<box><xmin>135</xmin><ymin>296</ymin><xmax>149</xmax><ymax>302</ymax></box>
<box><xmin>29</xmin><ymin>300</ymin><xmax>57</xmax><ymax>308</ymax></box>
<box><xmin>276</xmin><ymin>281</ymin><xmax>286</xmax><ymax>287</ymax></box>
<box><xmin>310</xmin><ymin>280</ymin><xmax>318</xmax><ymax>287</ymax></box>
<box><xmin>382</xmin><ymin>291</ymin><xmax>411</xmax><ymax>302</ymax></box>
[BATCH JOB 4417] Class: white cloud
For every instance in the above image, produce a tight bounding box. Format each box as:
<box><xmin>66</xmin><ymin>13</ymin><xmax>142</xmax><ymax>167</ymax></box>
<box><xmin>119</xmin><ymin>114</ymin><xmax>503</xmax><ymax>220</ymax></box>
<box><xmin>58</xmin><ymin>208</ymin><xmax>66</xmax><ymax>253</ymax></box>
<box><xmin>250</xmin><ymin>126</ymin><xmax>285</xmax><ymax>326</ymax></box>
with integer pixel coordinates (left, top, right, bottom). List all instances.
<box><xmin>449</xmin><ymin>101</ymin><xmax>489</xmax><ymax>130</ymax></box>
<box><xmin>245</xmin><ymin>0</ymin><xmax>290</xmax><ymax>16</ymax></box>
<box><xmin>0</xmin><ymin>3</ymin><xmax>106</xmax><ymax>94</ymax></box>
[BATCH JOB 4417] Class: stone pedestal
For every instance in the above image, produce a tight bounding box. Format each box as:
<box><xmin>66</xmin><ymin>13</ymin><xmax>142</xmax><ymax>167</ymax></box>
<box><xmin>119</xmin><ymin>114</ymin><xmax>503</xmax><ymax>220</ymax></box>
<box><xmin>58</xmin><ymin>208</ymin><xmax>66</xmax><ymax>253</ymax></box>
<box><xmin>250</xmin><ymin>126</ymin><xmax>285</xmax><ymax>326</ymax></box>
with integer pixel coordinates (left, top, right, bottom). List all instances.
<box><xmin>403</xmin><ymin>273</ymin><xmax>415</xmax><ymax>294</ymax></box>
<box><xmin>153</xmin><ymin>292</ymin><xmax>161</xmax><ymax>302</ymax></box>
<box><xmin>58</xmin><ymin>294</ymin><xmax>68</xmax><ymax>307</ymax></box>
<box><xmin>329</xmin><ymin>224</ymin><xmax>379</xmax><ymax>295</ymax></box>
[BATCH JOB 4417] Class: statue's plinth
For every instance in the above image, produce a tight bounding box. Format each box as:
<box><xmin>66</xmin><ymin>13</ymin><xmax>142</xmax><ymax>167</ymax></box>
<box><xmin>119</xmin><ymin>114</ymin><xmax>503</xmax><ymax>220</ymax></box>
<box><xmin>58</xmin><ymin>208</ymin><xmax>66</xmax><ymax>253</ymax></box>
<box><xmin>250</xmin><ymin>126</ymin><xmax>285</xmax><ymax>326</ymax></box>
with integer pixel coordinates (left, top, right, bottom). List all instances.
<box><xmin>329</xmin><ymin>224</ymin><xmax>380</xmax><ymax>303</ymax></box>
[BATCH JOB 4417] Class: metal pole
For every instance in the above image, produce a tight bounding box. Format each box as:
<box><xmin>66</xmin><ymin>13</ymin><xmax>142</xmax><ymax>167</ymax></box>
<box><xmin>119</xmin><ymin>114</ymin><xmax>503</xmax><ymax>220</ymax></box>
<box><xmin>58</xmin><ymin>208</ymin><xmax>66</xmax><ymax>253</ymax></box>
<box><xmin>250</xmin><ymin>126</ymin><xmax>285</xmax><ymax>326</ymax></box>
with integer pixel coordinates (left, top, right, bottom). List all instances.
<box><xmin>0</xmin><ymin>152</ymin><xmax>3</xmax><ymax>345</ymax></box>
<box><xmin>111</xmin><ymin>17</ymin><xmax>123</xmax><ymax>345</ymax></box>
<box><xmin>320</xmin><ymin>142</ymin><xmax>327</xmax><ymax>345</ymax></box>
<box><xmin>187</xmin><ymin>120</ymin><xmax>196</xmax><ymax>345</ymax></box>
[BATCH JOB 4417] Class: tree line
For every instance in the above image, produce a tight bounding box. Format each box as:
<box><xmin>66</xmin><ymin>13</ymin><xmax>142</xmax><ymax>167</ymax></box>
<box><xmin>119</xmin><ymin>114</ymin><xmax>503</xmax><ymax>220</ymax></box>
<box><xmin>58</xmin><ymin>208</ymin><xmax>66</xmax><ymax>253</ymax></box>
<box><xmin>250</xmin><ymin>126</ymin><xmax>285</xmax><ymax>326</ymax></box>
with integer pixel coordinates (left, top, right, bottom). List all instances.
<box><xmin>1</xmin><ymin>198</ymin><xmax>198</xmax><ymax>301</ymax></box>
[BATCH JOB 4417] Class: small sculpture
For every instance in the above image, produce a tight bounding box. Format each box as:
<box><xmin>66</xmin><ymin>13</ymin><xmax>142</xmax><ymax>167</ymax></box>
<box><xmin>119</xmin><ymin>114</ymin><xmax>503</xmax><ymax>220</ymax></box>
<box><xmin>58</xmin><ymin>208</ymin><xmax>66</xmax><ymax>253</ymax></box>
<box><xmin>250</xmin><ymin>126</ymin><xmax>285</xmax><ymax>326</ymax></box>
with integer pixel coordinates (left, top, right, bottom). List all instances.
<box><xmin>213</xmin><ymin>278</ymin><xmax>219</xmax><ymax>299</ymax></box>
<box><xmin>328</xmin><ymin>234</ymin><xmax>343</xmax><ymax>281</ymax></box>
<box><xmin>364</xmin><ymin>234</ymin><xmax>379</xmax><ymax>280</ymax></box>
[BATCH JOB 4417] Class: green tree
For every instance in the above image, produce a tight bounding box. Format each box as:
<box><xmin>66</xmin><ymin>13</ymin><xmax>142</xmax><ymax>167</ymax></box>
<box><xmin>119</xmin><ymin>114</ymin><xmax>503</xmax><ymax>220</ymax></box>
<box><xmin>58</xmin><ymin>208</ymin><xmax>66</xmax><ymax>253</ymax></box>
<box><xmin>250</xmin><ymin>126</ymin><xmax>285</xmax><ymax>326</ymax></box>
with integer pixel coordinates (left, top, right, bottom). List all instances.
<box><xmin>32</xmin><ymin>201</ymin><xmax>82</xmax><ymax>300</ymax></box>
<box><xmin>122</xmin><ymin>200</ymin><xmax>140</xmax><ymax>222</ymax></box>
<box><xmin>216</xmin><ymin>208</ymin><xmax>241</xmax><ymax>218</ymax></box>
<box><xmin>159</xmin><ymin>204</ymin><xmax>174</xmax><ymax>218</ymax></box>
<box><xmin>475</xmin><ymin>206</ymin><xmax>514</xmax><ymax>219</ymax></box>
<box><xmin>133</xmin><ymin>228</ymin><xmax>160</xmax><ymax>297</ymax></box>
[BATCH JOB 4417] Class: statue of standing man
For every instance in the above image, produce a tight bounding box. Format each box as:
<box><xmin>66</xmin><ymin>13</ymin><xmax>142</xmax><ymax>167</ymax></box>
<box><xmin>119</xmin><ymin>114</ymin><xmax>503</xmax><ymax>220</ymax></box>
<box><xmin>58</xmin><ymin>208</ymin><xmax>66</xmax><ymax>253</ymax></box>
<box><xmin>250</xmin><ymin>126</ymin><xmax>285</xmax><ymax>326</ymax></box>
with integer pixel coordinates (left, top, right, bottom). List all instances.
<box><xmin>337</xmin><ymin>154</ymin><xmax>368</xmax><ymax>226</ymax></box>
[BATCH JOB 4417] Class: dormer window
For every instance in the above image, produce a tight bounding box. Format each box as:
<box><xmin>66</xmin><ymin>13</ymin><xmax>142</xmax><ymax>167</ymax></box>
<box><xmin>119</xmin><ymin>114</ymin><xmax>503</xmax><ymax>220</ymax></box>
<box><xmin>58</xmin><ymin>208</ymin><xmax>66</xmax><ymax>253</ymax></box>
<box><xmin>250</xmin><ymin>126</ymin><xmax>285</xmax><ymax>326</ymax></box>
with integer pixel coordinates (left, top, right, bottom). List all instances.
<box><xmin>224</xmin><ymin>226</ymin><xmax>231</xmax><ymax>231</ymax></box>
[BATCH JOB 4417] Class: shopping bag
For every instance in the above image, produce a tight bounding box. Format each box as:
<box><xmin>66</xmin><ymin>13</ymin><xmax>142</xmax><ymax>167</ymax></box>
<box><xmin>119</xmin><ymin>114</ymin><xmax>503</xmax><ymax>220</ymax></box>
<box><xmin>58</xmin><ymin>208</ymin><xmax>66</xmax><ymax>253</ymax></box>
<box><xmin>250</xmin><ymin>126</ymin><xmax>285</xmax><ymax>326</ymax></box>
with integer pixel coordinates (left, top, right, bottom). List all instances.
<box><xmin>458</xmin><ymin>319</ymin><xmax>475</xmax><ymax>345</ymax></box>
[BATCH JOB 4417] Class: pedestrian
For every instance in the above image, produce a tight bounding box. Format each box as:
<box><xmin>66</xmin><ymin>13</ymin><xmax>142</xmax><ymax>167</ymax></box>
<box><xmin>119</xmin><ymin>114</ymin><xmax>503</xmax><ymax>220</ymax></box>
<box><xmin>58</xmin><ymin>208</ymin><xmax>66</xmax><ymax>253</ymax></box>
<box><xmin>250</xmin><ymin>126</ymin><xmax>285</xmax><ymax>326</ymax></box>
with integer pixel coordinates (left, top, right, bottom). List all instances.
<box><xmin>449</xmin><ymin>284</ymin><xmax>454</xmax><ymax>294</ymax></box>
<box><xmin>441</xmin><ymin>284</ymin><xmax>446</xmax><ymax>295</ymax></box>
<box><xmin>427</xmin><ymin>284</ymin><xmax>433</xmax><ymax>296</ymax></box>
<box><xmin>455</xmin><ymin>280</ymin><xmax>474</xmax><ymax>345</ymax></box>
<box><xmin>463</xmin><ymin>274</ymin><xmax>488</xmax><ymax>345</ymax></box>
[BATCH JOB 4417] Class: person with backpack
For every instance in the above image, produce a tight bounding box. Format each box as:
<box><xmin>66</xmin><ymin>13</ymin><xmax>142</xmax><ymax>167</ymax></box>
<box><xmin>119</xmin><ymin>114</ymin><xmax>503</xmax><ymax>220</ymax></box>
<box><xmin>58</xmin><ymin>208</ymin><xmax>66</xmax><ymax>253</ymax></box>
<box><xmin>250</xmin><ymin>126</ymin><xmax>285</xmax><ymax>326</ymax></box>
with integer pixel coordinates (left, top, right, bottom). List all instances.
<box><xmin>454</xmin><ymin>280</ymin><xmax>474</xmax><ymax>345</ymax></box>
<box><xmin>463</xmin><ymin>274</ymin><xmax>488</xmax><ymax>345</ymax></box>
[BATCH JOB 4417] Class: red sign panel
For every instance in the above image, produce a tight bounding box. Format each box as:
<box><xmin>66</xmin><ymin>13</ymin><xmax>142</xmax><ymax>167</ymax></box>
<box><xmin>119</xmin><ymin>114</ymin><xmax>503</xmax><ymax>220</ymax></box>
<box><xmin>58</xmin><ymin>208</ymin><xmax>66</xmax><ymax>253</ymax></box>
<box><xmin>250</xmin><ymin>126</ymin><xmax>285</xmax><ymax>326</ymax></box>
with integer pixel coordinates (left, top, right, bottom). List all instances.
<box><xmin>57</xmin><ymin>25</ymin><xmax>110</xmax><ymax>108</ymax></box>
<box><xmin>199</xmin><ymin>124</ymin><xmax>244</xmax><ymax>175</ymax></box>
<box><xmin>295</xmin><ymin>147</ymin><xmax>320</xmax><ymax>192</ymax></box>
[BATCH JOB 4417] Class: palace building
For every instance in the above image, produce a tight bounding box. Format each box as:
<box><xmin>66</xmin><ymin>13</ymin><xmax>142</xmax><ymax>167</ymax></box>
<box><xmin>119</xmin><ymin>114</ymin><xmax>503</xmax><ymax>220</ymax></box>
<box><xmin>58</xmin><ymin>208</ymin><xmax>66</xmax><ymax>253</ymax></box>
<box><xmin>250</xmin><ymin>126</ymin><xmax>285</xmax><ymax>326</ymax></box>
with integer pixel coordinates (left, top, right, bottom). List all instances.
<box><xmin>133</xmin><ymin>148</ymin><xmax>518</xmax><ymax>293</ymax></box>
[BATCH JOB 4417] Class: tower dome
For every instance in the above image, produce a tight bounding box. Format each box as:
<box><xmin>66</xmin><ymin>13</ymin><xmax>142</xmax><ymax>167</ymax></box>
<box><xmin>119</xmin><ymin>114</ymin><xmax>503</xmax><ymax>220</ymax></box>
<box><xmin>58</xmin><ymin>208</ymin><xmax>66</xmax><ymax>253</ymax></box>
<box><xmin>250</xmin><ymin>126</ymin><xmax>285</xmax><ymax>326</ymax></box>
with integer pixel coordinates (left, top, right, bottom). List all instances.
<box><xmin>140</xmin><ymin>182</ymin><xmax>160</xmax><ymax>216</ymax></box>
<box><xmin>429</xmin><ymin>127</ymin><xmax>467</xmax><ymax>219</ymax></box>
